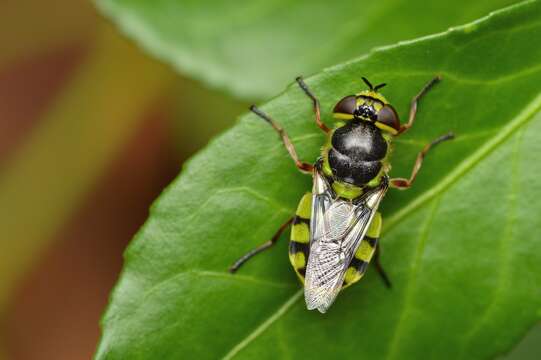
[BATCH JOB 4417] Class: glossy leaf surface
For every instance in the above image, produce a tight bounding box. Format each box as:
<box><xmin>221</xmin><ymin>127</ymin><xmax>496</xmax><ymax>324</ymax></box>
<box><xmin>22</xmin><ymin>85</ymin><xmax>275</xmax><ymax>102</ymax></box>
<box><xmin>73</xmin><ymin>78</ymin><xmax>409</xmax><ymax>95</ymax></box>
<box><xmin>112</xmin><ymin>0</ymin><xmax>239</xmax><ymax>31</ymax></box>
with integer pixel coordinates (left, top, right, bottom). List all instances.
<box><xmin>96</xmin><ymin>2</ymin><xmax>541</xmax><ymax>359</ymax></box>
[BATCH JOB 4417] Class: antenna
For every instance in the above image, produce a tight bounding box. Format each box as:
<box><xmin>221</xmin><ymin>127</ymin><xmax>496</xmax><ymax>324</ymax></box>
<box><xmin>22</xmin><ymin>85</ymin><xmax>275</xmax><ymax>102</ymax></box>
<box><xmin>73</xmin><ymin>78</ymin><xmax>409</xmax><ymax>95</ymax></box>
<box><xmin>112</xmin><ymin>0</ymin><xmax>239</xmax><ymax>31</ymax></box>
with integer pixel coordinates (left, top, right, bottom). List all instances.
<box><xmin>361</xmin><ymin>77</ymin><xmax>374</xmax><ymax>90</ymax></box>
<box><xmin>374</xmin><ymin>83</ymin><xmax>387</xmax><ymax>91</ymax></box>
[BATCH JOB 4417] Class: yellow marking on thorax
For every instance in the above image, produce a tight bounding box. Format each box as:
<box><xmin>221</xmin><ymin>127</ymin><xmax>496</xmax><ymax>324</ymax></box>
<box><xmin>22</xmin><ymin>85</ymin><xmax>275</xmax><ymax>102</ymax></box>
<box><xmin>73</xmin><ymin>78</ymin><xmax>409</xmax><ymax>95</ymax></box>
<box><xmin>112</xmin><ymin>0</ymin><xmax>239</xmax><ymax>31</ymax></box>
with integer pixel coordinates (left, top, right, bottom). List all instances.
<box><xmin>320</xmin><ymin>144</ymin><xmax>334</xmax><ymax>177</ymax></box>
<box><xmin>332</xmin><ymin>181</ymin><xmax>363</xmax><ymax>199</ymax></box>
<box><xmin>366</xmin><ymin>170</ymin><xmax>384</xmax><ymax>188</ymax></box>
<box><xmin>322</xmin><ymin>155</ymin><xmax>333</xmax><ymax>177</ymax></box>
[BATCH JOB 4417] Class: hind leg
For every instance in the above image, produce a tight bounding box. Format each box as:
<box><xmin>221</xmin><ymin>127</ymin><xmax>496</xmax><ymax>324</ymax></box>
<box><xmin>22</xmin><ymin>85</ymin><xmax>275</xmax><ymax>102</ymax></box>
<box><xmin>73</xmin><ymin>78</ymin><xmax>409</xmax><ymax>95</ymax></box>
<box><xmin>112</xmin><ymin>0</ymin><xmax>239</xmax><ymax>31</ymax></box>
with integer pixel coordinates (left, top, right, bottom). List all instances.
<box><xmin>373</xmin><ymin>245</ymin><xmax>392</xmax><ymax>288</ymax></box>
<box><xmin>288</xmin><ymin>192</ymin><xmax>312</xmax><ymax>283</ymax></box>
<box><xmin>229</xmin><ymin>216</ymin><xmax>293</xmax><ymax>273</ymax></box>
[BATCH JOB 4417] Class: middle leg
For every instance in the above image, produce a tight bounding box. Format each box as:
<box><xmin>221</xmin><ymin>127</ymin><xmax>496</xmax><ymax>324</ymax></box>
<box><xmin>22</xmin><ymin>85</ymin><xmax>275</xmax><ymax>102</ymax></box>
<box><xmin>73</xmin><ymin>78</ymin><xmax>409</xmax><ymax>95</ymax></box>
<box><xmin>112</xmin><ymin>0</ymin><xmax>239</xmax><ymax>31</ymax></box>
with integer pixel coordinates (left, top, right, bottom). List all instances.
<box><xmin>390</xmin><ymin>132</ymin><xmax>454</xmax><ymax>189</ymax></box>
<box><xmin>373</xmin><ymin>245</ymin><xmax>392</xmax><ymax>288</ymax></box>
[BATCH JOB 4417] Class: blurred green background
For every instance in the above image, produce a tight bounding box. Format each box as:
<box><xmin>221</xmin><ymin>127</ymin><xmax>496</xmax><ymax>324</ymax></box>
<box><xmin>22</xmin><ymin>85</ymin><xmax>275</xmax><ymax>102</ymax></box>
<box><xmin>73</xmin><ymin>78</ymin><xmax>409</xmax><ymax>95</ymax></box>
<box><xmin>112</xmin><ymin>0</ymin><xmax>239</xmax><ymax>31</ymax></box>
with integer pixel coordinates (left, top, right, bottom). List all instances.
<box><xmin>0</xmin><ymin>1</ymin><xmax>539</xmax><ymax>359</ymax></box>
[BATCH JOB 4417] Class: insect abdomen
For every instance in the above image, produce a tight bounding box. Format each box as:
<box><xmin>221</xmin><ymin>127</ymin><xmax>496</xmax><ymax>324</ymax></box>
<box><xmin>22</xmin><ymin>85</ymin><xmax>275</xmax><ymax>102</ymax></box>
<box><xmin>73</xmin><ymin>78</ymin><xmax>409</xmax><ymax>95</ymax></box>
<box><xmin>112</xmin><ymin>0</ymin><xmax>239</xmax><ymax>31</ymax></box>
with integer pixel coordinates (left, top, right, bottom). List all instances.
<box><xmin>289</xmin><ymin>192</ymin><xmax>311</xmax><ymax>282</ymax></box>
<box><xmin>289</xmin><ymin>192</ymin><xmax>382</xmax><ymax>288</ymax></box>
<box><xmin>343</xmin><ymin>212</ymin><xmax>382</xmax><ymax>287</ymax></box>
<box><xmin>328</xmin><ymin>121</ymin><xmax>388</xmax><ymax>186</ymax></box>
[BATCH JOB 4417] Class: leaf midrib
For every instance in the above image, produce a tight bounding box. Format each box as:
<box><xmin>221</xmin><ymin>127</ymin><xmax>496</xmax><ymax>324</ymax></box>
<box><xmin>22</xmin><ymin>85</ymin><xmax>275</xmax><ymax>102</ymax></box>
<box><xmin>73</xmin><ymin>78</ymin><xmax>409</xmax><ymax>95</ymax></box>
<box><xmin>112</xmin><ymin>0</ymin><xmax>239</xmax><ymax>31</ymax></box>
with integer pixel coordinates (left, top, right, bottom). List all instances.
<box><xmin>222</xmin><ymin>290</ymin><xmax>303</xmax><ymax>360</ymax></box>
<box><xmin>457</xmin><ymin>128</ymin><xmax>525</xmax><ymax>359</ymax></box>
<box><xmin>384</xmin><ymin>197</ymin><xmax>443</xmax><ymax>360</ymax></box>
<box><xmin>384</xmin><ymin>102</ymin><xmax>538</xmax><ymax>360</ymax></box>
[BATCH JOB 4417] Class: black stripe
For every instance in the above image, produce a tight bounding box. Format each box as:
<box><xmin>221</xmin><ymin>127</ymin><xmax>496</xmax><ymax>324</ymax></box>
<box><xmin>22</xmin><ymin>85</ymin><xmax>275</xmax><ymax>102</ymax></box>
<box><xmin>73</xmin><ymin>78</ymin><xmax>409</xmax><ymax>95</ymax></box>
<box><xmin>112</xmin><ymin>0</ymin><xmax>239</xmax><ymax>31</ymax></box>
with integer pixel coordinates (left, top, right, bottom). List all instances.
<box><xmin>350</xmin><ymin>257</ymin><xmax>369</xmax><ymax>273</ymax></box>
<box><xmin>365</xmin><ymin>236</ymin><xmax>378</xmax><ymax>248</ymax></box>
<box><xmin>357</xmin><ymin>95</ymin><xmax>384</xmax><ymax>106</ymax></box>
<box><xmin>343</xmin><ymin>258</ymin><xmax>369</xmax><ymax>286</ymax></box>
<box><xmin>289</xmin><ymin>241</ymin><xmax>310</xmax><ymax>280</ymax></box>
<box><xmin>293</xmin><ymin>215</ymin><xmax>310</xmax><ymax>225</ymax></box>
<box><xmin>289</xmin><ymin>241</ymin><xmax>309</xmax><ymax>257</ymax></box>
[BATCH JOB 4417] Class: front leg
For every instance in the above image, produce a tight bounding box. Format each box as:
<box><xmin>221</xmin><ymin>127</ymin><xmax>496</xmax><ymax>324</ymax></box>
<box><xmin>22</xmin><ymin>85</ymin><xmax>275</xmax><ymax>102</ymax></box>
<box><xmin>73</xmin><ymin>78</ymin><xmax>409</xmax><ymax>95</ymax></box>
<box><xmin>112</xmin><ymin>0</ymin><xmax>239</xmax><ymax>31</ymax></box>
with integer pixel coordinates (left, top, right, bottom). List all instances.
<box><xmin>399</xmin><ymin>76</ymin><xmax>442</xmax><ymax>135</ymax></box>
<box><xmin>250</xmin><ymin>105</ymin><xmax>314</xmax><ymax>173</ymax></box>
<box><xmin>296</xmin><ymin>76</ymin><xmax>330</xmax><ymax>134</ymax></box>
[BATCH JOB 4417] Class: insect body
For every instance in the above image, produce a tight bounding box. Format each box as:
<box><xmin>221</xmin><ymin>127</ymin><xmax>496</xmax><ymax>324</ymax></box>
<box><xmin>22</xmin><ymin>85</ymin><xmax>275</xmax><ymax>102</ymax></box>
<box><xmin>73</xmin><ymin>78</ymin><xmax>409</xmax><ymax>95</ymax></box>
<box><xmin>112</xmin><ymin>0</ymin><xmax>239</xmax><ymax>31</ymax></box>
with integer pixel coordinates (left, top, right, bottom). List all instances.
<box><xmin>230</xmin><ymin>76</ymin><xmax>453</xmax><ymax>313</ymax></box>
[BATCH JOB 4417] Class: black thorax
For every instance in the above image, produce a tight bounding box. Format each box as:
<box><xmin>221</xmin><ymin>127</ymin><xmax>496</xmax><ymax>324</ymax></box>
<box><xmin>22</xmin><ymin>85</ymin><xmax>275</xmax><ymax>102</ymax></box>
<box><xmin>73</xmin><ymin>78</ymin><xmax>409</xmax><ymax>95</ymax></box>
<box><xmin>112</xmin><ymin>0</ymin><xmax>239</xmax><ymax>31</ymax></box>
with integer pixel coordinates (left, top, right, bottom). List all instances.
<box><xmin>328</xmin><ymin>121</ymin><xmax>387</xmax><ymax>186</ymax></box>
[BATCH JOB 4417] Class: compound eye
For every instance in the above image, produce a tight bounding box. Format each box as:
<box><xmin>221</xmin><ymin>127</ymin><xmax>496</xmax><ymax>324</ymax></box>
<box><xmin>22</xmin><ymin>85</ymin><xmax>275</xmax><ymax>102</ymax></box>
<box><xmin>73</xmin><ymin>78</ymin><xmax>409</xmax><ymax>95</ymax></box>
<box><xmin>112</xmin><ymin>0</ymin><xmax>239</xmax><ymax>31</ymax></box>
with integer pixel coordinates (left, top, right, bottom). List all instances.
<box><xmin>376</xmin><ymin>104</ymin><xmax>400</xmax><ymax>133</ymax></box>
<box><xmin>332</xmin><ymin>95</ymin><xmax>356</xmax><ymax>120</ymax></box>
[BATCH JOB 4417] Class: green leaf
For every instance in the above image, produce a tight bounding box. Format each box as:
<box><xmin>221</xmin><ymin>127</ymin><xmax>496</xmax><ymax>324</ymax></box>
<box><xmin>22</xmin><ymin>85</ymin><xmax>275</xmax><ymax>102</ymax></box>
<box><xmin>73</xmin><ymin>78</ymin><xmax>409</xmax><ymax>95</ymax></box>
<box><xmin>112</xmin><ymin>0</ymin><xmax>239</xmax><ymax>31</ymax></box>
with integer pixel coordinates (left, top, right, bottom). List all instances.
<box><xmin>95</xmin><ymin>0</ymin><xmax>522</xmax><ymax>98</ymax></box>
<box><xmin>96</xmin><ymin>2</ymin><xmax>541</xmax><ymax>359</ymax></box>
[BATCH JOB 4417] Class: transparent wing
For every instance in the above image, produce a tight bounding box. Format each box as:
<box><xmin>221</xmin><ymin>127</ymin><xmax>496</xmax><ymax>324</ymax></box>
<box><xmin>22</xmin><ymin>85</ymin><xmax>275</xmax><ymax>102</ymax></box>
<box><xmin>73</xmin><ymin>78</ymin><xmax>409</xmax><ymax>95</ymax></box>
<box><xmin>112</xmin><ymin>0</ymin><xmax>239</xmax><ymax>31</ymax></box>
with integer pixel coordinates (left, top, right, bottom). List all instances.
<box><xmin>305</xmin><ymin>168</ymin><xmax>388</xmax><ymax>313</ymax></box>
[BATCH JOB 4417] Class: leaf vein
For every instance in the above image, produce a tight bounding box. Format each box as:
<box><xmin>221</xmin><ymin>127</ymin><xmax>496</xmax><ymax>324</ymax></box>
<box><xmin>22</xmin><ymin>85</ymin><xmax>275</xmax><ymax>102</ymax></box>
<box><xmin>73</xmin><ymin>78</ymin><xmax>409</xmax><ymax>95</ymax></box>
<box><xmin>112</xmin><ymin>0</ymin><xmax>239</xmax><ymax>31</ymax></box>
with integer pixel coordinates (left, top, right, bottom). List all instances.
<box><xmin>222</xmin><ymin>290</ymin><xmax>303</xmax><ymax>360</ymax></box>
<box><xmin>385</xmin><ymin>196</ymin><xmax>442</xmax><ymax>360</ymax></box>
<box><xmin>457</xmin><ymin>126</ymin><xmax>524</xmax><ymax>358</ymax></box>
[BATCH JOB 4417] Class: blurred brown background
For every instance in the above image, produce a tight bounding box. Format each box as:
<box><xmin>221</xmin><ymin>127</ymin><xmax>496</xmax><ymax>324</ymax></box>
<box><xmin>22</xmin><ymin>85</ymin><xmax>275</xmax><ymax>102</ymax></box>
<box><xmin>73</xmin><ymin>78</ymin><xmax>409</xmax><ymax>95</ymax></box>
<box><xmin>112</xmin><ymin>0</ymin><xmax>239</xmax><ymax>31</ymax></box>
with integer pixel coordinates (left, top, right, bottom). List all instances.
<box><xmin>0</xmin><ymin>1</ymin><xmax>245</xmax><ymax>359</ymax></box>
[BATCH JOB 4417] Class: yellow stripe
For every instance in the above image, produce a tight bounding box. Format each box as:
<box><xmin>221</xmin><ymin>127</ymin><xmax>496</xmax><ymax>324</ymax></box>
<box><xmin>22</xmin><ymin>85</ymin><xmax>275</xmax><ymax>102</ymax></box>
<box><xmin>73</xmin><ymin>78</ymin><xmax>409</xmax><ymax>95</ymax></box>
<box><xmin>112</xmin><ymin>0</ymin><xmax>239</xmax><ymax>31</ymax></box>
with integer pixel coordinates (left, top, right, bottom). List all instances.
<box><xmin>356</xmin><ymin>90</ymin><xmax>388</xmax><ymax>103</ymax></box>
<box><xmin>366</xmin><ymin>173</ymin><xmax>383</xmax><ymax>187</ymax></box>
<box><xmin>332</xmin><ymin>181</ymin><xmax>363</xmax><ymax>199</ymax></box>
<box><xmin>366</xmin><ymin>212</ymin><xmax>382</xmax><ymax>238</ymax></box>
<box><xmin>375</xmin><ymin>121</ymin><xmax>398</xmax><ymax>135</ymax></box>
<box><xmin>343</xmin><ymin>266</ymin><xmax>362</xmax><ymax>285</ymax></box>
<box><xmin>322</xmin><ymin>151</ymin><xmax>333</xmax><ymax>177</ymax></box>
<box><xmin>333</xmin><ymin>113</ymin><xmax>354</xmax><ymax>120</ymax></box>
<box><xmin>291</xmin><ymin>223</ymin><xmax>309</xmax><ymax>243</ymax></box>
<box><xmin>355</xmin><ymin>240</ymin><xmax>375</xmax><ymax>262</ymax></box>
<box><xmin>288</xmin><ymin>252</ymin><xmax>306</xmax><ymax>270</ymax></box>
<box><xmin>296</xmin><ymin>193</ymin><xmax>312</xmax><ymax>219</ymax></box>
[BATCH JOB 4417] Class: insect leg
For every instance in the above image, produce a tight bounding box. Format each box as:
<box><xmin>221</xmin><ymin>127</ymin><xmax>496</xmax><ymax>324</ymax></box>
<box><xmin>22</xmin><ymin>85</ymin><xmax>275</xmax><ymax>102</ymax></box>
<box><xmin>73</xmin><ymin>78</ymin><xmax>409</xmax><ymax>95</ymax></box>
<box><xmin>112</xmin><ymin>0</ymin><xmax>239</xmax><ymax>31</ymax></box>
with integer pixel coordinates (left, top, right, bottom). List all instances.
<box><xmin>374</xmin><ymin>245</ymin><xmax>392</xmax><ymax>288</ymax></box>
<box><xmin>250</xmin><ymin>105</ymin><xmax>314</xmax><ymax>173</ymax></box>
<box><xmin>390</xmin><ymin>132</ymin><xmax>454</xmax><ymax>189</ymax></box>
<box><xmin>295</xmin><ymin>76</ymin><xmax>330</xmax><ymax>133</ymax></box>
<box><xmin>399</xmin><ymin>76</ymin><xmax>442</xmax><ymax>135</ymax></box>
<box><xmin>229</xmin><ymin>216</ymin><xmax>294</xmax><ymax>273</ymax></box>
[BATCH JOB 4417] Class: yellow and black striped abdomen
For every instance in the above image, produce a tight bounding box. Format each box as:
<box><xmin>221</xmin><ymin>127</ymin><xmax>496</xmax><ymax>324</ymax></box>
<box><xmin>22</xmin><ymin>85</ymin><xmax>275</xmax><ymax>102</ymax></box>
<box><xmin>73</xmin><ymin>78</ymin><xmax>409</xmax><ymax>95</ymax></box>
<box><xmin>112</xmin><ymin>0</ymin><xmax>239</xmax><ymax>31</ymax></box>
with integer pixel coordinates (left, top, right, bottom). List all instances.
<box><xmin>343</xmin><ymin>212</ymin><xmax>382</xmax><ymax>288</ymax></box>
<box><xmin>289</xmin><ymin>192</ymin><xmax>312</xmax><ymax>283</ymax></box>
<box><xmin>289</xmin><ymin>192</ymin><xmax>382</xmax><ymax>288</ymax></box>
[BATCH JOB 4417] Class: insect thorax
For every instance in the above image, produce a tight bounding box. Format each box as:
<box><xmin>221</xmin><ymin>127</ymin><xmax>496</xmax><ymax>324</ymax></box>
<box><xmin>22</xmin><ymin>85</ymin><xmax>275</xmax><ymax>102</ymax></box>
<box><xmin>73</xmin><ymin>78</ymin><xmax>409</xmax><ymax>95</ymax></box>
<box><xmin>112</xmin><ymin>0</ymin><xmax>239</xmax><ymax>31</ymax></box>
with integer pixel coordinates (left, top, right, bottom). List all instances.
<box><xmin>321</xmin><ymin>120</ymin><xmax>391</xmax><ymax>196</ymax></box>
